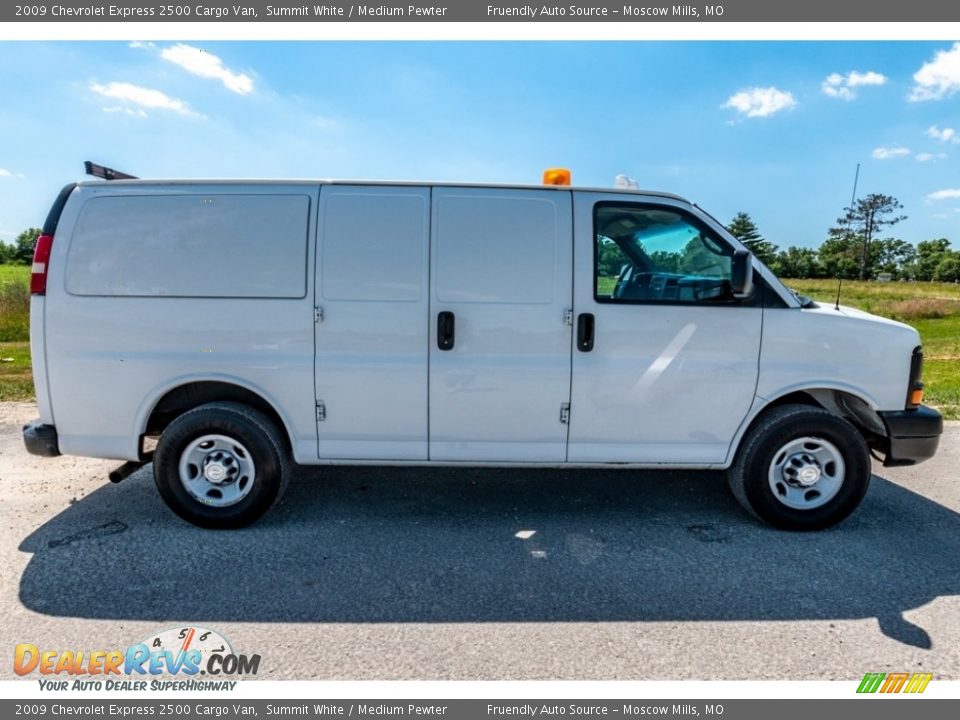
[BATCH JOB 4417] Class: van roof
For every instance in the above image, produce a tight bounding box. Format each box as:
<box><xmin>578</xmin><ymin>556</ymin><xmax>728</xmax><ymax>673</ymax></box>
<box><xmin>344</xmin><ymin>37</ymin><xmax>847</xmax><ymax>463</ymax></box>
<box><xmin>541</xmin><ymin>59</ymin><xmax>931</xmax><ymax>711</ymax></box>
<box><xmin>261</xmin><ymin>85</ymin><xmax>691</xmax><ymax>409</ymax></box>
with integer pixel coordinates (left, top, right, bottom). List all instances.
<box><xmin>73</xmin><ymin>178</ymin><xmax>691</xmax><ymax>203</ymax></box>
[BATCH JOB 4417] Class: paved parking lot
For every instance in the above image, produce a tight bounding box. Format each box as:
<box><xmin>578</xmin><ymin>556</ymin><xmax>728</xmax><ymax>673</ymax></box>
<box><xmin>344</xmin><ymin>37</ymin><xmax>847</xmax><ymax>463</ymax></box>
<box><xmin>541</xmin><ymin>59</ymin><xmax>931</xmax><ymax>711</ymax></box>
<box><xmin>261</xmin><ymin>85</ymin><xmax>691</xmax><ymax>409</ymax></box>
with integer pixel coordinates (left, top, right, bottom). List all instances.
<box><xmin>1</xmin><ymin>401</ymin><xmax>958</xmax><ymax>680</ymax></box>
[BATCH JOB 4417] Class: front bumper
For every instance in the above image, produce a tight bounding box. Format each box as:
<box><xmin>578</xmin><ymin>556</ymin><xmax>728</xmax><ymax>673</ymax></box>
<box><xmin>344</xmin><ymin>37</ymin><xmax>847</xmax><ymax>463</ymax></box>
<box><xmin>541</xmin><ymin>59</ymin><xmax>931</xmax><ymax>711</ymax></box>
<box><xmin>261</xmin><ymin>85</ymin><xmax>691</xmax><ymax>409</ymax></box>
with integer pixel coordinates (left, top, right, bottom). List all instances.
<box><xmin>878</xmin><ymin>405</ymin><xmax>943</xmax><ymax>467</ymax></box>
<box><xmin>22</xmin><ymin>421</ymin><xmax>60</xmax><ymax>457</ymax></box>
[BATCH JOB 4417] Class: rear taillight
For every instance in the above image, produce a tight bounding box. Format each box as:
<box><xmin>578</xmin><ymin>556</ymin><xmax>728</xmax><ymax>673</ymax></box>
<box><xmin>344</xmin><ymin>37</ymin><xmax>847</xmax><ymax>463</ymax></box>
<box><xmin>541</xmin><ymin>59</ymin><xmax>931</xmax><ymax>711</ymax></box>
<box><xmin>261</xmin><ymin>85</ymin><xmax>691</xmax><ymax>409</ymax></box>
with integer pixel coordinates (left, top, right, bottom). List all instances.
<box><xmin>30</xmin><ymin>233</ymin><xmax>54</xmax><ymax>295</ymax></box>
<box><xmin>906</xmin><ymin>346</ymin><xmax>924</xmax><ymax>409</ymax></box>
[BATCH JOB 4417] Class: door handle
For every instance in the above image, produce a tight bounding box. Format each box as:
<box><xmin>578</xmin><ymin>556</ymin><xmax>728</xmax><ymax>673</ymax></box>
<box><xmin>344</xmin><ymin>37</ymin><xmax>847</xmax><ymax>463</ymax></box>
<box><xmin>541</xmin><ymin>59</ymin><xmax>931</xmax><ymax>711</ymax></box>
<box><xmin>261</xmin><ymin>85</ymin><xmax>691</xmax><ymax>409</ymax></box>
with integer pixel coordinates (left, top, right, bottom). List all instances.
<box><xmin>437</xmin><ymin>311</ymin><xmax>455</xmax><ymax>351</ymax></box>
<box><xmin>577</xmin><ymin>313</ymin><xmax>595</xmax><ymax>352</ymax></box>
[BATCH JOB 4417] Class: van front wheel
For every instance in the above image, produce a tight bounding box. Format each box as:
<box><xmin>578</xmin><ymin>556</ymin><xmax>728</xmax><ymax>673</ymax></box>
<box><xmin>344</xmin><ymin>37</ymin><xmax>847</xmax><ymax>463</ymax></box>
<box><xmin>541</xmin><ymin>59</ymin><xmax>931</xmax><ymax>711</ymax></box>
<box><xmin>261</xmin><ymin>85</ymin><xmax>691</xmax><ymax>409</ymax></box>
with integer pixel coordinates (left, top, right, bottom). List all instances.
<box><xmin>154</xmin><ymin>402</ymin><xmax>289</xmax><ymax>528</ymax></box>
<box><xmin>728</xmin><ymin>404</ymin><xmax>871</xmax><ymax>530</ymax></box>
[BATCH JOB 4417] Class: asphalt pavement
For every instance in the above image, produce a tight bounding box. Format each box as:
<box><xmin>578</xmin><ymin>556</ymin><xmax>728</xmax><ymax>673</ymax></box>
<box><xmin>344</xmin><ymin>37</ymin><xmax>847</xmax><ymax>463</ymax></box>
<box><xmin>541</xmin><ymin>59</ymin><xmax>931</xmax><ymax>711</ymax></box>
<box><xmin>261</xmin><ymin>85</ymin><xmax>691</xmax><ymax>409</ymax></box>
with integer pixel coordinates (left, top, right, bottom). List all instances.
<box><xmin>1</xmin><ymin>402</ymin><xmax>958</xmax><ymax>680</ymax></box>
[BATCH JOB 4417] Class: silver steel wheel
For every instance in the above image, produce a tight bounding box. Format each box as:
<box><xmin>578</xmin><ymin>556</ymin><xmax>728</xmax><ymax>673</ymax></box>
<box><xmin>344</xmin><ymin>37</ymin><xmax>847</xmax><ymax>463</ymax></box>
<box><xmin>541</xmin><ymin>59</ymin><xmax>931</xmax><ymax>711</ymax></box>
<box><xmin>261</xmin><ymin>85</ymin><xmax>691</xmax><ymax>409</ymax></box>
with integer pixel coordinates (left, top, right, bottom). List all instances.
<box><xmin>178</xmin><ymin>434</ymin><xmax>256</xmax><ymax>508</ymax></box>
<box><xmin>767</xmin><ymin>436</ymin><xmax>845</xmax><ymax>511</ymax></box>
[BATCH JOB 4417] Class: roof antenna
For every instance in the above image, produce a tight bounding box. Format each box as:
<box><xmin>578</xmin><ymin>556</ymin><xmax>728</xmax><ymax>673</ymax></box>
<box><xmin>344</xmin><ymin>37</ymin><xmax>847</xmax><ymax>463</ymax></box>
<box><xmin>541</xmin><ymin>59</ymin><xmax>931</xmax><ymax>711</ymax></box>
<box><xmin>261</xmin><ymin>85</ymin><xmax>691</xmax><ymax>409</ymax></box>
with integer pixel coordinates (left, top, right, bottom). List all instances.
<box><xmin>836</xmin><ymin>162</ymin><xmax>860</xmax><ymax>311</ymax></box>
<box><xmin>84</xmin><ymin>161</ymin><xmax>138</xmax><ymax>180</ymax></box>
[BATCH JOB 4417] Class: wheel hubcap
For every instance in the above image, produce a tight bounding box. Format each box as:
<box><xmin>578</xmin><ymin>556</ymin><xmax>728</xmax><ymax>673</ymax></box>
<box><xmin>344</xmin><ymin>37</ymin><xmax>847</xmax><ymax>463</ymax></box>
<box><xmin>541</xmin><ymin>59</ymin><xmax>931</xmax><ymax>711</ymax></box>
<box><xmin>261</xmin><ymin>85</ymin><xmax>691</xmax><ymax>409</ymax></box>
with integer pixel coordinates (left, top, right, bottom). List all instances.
<box><xmin>202</xmin><ymin>451</ymin><xmax>237</xmax><ymax>484</ymax></box>
<box><xmin>768</xmin><ymin>436</ymin><xmax>845</xmax><ymax>510</ymax></box>
<box><xmin>178</xmin><ymin>434</ymin><xmax>256</xmax><ymax>507</ymax></box>
<box><xmin>785</xmin><ymin>453</ymin><xmax>822</xmax><ymax>487</ymax></box>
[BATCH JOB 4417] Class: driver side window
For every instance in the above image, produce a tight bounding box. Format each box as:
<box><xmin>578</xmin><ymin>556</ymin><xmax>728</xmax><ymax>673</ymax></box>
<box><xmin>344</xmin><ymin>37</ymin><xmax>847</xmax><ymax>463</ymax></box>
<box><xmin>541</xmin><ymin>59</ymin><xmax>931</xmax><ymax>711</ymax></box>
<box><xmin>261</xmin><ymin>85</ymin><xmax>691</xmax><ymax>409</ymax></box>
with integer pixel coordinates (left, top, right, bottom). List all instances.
<box><xmin>594</xmin><ymin>203</ymin><xmax>734</xmax><ymax>304</ymax></box>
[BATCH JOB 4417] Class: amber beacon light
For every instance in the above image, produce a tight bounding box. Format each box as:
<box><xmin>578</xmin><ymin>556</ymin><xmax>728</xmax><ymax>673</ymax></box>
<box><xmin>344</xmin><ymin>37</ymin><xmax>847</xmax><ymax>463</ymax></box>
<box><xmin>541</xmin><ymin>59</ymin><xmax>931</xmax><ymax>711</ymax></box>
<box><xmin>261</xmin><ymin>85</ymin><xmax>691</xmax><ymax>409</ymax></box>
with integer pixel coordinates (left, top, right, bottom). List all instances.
<box><xmin>542</xmin><ymin>168</ymin><xmax>572</xmax><ymax>186</ymax></box>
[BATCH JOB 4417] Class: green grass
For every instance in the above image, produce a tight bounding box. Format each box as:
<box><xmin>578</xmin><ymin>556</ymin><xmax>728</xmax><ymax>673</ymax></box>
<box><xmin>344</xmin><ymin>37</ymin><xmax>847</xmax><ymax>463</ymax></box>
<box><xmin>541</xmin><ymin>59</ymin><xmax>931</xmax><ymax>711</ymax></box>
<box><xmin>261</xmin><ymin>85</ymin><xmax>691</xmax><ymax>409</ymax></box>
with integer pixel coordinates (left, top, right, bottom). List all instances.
<box><xmin>0</xmin><ymin>264</ymin><xmax>30</xmax><ymax>280</ymax></box>
<box><xmin>0</xmin><ymin>265</ymin><xmax>33</xmax><ymax>400</ymax></box>
<box><xmin>0</xmin><ymin>265</ymin><xmax>30</xmax><ymax>283</ymax></box>
<box><xmin>0</xmin><ymin>341</ymin><xmax>33</xmax><ymax>401</ymax></box>
<box><xmin>0</xmin><ymin>266</ymin><xmax>958</xmax><ymax>417</ymax></box>
<box><xmin>0</xmin><ymin>265</ymin><xmax>30</xmax><ymax>342</ymax></box>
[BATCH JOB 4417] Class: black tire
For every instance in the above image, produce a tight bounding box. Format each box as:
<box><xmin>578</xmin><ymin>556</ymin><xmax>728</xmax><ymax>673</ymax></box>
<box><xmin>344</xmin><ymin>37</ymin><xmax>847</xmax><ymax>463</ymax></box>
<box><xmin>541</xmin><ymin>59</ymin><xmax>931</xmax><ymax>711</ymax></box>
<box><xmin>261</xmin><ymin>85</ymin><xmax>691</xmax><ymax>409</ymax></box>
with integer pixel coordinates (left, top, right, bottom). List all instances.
<box><xmin>154</xmin><ymin>402</ymin><xmax>289</xmax><ymax>529</ymax></box>
<box><xmin>728</xmin><ymin>404</ymin><xmax>871</xmax><ymax>531</ymax></box>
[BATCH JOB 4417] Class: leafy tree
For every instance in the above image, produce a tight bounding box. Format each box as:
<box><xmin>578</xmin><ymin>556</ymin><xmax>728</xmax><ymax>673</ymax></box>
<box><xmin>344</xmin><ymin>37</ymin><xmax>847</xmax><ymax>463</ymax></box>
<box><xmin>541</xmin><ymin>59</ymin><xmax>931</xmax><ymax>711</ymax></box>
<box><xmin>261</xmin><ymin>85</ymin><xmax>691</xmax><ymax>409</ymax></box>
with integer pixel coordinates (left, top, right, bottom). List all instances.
<box><xmin>829</xmin><ymin>194</ymin><xmax>906</xmax><ymax>280</ymax></box>
<box><xmin>772</xmin><ymin>246</ymin><xmax>822</xmax><ymax>279</ymax></box>
<box><xmin>726</xmin><ymin>212</ymin><xmax>778</xmax><ymax>266</ymax></box>
<box><xmin>912</xmin><ymin>238</ymin><xmax>952</xmax><ymax>281</ymax></box>
<box><xmin>873</xmin><ymin>238</ymin><xmax>917</xmax><ymax>280</ymax></box>
<box><xmin>817</xmin><ymin>236</ymin><xmax>863</xmax><ymax>280</ymax></box>
<box><xmin>934</xmin><ymin>255</ymin><xmax>960</xmax><ymax>283</ymax></box>
<box><xmin>12</xmin><ymin>228</ymin><xmax>41</xmax><ymax>265</ymax></box>
<box><xmin>0</xmin><ymin>241</ymin><xmax>12</xmax><ymax>264</ymax></box>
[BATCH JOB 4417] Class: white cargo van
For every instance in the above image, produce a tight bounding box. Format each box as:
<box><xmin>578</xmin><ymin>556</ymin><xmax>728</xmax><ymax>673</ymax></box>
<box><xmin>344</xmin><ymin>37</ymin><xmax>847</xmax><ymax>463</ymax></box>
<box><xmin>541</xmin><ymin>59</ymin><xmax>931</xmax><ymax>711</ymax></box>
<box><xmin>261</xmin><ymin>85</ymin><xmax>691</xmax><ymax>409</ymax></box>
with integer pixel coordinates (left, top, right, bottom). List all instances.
<box><xmin>23</xmin><ymin>172</ymin><xmax>942</xmax><ymax>530</ymax></box>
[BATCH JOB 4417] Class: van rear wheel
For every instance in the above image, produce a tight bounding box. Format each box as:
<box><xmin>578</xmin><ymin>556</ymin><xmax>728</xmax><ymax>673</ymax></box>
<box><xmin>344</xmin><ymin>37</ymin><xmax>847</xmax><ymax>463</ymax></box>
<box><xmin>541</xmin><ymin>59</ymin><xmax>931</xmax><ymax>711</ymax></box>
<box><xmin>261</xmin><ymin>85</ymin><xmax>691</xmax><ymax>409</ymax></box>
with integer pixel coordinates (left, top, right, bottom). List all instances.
<box><xmin>154</xmin><ymin>402</ymin><xmax>289</xmax><ymax>529</ymax></box>
<box><xmin>728</xmin><ymin>404</ymin><xmax>871</xmax><ymax>530</ymax></box>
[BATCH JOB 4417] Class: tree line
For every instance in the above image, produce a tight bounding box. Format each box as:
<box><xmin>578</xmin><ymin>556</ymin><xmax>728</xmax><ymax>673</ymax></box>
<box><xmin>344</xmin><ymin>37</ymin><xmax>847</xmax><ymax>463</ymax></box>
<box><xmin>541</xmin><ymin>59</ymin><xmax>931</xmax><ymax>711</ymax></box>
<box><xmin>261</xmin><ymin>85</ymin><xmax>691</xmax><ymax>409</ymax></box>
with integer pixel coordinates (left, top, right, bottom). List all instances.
<box><xmin>0</xmin><ymin>228</ymin><xmax>41</xmax><ymax>265</ymax></box>
<box><xmin>727</xmin><ymin>193</ymin><xmax>960</xmax><ymax>282</ymax></box>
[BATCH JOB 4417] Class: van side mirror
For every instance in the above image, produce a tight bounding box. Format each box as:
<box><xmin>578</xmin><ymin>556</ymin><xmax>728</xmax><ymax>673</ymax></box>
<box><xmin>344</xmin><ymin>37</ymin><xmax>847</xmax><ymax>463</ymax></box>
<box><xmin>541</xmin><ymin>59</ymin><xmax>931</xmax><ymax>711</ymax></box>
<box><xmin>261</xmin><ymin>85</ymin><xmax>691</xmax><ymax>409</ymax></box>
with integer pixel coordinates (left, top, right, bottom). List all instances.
<box><xmin>731</xmin><ymin>249</ymin><xmax>754</xmax><ymax>298</ymax></box>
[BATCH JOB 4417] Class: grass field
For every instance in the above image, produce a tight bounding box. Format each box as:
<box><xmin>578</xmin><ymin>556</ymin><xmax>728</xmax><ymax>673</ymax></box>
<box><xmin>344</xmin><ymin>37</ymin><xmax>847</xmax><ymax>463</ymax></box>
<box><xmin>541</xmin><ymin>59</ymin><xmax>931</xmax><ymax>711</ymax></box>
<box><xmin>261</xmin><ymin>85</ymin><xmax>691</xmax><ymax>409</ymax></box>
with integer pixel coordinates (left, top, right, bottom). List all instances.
<box><xmin>0</xmin><ymin>265</ymin><xmax>31</xmax><ymax>401</ymax></box>
<box><xmin>1</xmin><ymin>265</ymin><xmax>958</xmax><ymax>416</ymax></box>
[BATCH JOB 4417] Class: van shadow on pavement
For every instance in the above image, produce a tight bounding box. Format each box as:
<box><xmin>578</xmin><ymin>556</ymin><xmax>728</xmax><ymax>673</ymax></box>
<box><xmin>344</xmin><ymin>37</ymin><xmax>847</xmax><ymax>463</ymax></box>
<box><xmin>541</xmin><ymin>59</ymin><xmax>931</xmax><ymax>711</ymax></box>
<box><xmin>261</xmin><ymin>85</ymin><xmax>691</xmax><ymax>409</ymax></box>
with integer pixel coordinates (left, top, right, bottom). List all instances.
<box><xmin>17</xmin><ymin>465</ymin><xmax>960</xmax><ymax>649</ymax></box>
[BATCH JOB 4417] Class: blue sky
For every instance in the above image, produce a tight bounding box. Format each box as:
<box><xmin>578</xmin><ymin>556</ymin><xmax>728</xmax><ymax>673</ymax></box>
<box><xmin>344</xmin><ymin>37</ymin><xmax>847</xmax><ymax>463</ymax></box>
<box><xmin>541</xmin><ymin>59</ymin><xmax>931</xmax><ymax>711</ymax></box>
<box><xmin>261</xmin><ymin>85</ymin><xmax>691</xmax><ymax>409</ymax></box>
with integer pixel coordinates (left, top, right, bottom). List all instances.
<box><xmin>1</xmin><ymin>41</ymin><xmax>959</xmax><ymax>249</ymax></box>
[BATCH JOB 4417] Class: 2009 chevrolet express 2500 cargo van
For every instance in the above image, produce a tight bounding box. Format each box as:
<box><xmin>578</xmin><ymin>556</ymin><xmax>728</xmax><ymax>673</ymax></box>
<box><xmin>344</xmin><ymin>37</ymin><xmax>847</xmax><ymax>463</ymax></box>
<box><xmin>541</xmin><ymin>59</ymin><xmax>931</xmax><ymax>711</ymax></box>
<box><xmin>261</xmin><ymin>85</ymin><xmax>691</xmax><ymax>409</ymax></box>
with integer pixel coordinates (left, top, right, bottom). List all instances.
<box><xmin>22</xmin><ymin>171</ymin><xmax>943</xmax><ymax>530</ymax></box>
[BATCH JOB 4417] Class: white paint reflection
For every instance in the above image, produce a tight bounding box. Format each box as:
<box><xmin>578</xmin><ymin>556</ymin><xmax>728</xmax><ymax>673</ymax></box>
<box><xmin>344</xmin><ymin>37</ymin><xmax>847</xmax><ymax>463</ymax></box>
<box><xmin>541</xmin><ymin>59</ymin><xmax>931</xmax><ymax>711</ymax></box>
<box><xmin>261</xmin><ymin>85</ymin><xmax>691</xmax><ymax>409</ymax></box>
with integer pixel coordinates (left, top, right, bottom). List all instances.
<box><xmin>629</xmin><ymin>323</ymin><xmax>697</xmax><ymax>400</ymax></box>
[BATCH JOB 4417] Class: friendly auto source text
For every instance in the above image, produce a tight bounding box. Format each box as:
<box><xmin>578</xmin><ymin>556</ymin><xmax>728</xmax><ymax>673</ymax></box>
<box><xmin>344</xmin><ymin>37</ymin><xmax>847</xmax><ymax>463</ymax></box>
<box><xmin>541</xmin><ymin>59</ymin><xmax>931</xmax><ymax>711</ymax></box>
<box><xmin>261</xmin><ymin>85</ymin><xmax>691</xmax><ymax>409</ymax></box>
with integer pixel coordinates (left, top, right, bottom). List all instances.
<box><xmin>486</xmin><ymin>6</ymin><xmax>722</xmax><ymax>17</ymax></box>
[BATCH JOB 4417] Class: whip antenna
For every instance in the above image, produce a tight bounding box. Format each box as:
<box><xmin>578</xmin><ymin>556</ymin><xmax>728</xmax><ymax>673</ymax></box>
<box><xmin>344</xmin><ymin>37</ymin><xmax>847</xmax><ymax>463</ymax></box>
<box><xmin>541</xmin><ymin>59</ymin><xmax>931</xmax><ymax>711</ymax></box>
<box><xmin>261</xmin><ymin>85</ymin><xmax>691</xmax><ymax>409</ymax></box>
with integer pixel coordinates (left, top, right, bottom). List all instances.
<box><xmin>836</xmin><ymin>163</ymin><xmax>860</xmax><ymax>311</ymax></box>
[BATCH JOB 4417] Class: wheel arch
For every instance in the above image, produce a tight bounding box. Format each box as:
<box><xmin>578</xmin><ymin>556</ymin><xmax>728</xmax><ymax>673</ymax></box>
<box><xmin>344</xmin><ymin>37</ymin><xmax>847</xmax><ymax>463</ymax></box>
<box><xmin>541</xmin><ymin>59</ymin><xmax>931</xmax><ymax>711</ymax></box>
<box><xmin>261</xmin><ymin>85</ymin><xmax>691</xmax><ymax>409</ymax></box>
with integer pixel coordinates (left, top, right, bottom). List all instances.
<box><xmin>140</xmin><ymin>378</ymin><xmax>294</xmax><ymax>454</ymax></box>
<box><xmin>725</xmin><ymin>385</ymin><xmax>886</xmax><ymax>468</ymax></box>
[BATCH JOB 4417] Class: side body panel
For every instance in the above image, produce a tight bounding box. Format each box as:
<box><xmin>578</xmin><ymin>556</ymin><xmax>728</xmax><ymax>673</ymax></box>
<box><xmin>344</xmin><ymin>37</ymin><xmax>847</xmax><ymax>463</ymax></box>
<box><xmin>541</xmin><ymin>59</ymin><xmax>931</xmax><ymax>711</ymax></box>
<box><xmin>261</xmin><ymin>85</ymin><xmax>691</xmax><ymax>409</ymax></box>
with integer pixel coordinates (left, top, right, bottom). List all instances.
<box><xmin>44</xmin><ymin>183</ymin><xmax>320</xmax><ymax>462</ymax></box>
<box><xmin>29</xmin><ymin>296</ymin><xmax>55</xmax><ymax>425</ymax></box>
<box><xmin>428</xmin><ymin>187</ymin><xmax>573</xmax><ymax>461</ymax></box>
<box><xmin>567</xmin><ymin>191</ymin><xmax>763</xmax><ymax>464</ymax></box>
<box><xmin>314</xmin><ymin>185</ymin><xmax>430</xmax><ymax>460</ymax></box>
<box><xmin>757</xmin><ymin>306</ymin><xmax>918</xmax><ymax>412</ymax></box>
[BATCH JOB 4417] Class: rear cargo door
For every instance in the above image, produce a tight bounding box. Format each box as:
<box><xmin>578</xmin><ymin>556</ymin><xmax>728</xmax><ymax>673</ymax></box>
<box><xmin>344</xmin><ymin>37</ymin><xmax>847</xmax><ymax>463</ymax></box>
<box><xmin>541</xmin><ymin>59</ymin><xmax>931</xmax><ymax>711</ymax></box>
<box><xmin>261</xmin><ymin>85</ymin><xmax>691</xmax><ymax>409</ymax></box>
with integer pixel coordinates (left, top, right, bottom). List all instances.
<box><xmin>428</xmin><ymin>187</ymin><xmax>574</xmax><ymax>461</ymax></box>
<box><xmin>314</xmin><ymin>185</ymin><xmax>430</xmax><ymax>460</ymax></box>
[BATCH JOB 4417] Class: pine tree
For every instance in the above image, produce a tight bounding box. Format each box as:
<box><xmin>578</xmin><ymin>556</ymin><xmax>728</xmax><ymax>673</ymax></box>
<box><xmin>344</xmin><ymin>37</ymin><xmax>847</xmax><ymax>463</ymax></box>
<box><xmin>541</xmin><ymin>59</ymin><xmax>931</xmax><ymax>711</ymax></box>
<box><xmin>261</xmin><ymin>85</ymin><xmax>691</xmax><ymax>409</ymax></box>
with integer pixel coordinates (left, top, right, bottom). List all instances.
<box><xmin>829</xmin><ymin>194</ymin><xmax>906</xmax><ymax>281</ymax></box>
<box><xmin>726</xmin><ymin>212</ymin><xmax>778</xmax><ymax>266</ymax></box>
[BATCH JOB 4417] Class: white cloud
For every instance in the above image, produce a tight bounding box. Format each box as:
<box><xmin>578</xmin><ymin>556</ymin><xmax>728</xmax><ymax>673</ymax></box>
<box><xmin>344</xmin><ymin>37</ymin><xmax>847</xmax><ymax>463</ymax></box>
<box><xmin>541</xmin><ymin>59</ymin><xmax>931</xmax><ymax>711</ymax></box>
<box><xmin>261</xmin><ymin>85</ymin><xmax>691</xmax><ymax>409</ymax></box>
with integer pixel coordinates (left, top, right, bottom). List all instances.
<box><xmin>872</xmin><ymin>146</ymin><xmax>910</xmax><ymax>160</ymax></box>
<box><xmin>161</xmin><ymin>44</ymin><xmax>253</xmax><ymax>95</ymax></box>
<box><xmin>724</xmin><ymin>87</ymin><xmax>796</xmax><ymax>118</ymax></box>
<box><xmin>847</xmin><ymin>70</ymin><xmax>887</xmax><ymax>87</ymax></box>
<box><xmin>927</xmin><ymin>188</ymin><xmax>960</xmax><ymax>201</ymax></box>
<box><xmin>0</xmin><ymin>168</ymin><xmax>10</xmax><ymax>177</ymax></box>
<box><xmin>90</xmin><ymin>82</ymin><xmax>196</xmax><ymax>117</ymax></box>
<box><xmin>926</xmin><ymin>125</ymin><xmax>960</xmax><ymax>144</ymax></box>
<box><xmin>916</xmin><ymin>152</ymin><xmax>947</xmax><ymax>162</ymax></box>
<box><xmin>103</xmin><ymin>105</ymin><xmax>148</xmax><ymax>118</ymax></box>
<box><xmin>910</xmin><ymin>42</ymin><xmax>960</xmax><ymax>101</ymax></box>
<box><xmin>822</xmin><ymin>70</ymin><xmax>887</xmax><ymax>100</ymax></box>
<box><xmin>129</xmin><ymin>41</ymin><xmax>156</xmax><ymax>50</ymax></box>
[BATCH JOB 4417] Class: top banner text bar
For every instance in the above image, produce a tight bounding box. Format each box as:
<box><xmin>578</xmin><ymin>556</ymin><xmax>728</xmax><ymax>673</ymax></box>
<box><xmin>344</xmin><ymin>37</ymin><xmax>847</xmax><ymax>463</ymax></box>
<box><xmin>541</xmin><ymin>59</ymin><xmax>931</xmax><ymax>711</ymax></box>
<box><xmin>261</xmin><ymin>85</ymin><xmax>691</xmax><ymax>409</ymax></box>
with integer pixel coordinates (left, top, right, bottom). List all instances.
<box><xmin>6</xmin><ymin>1</ymin><xmax>960</xmax><ymax>23</ymax></box>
